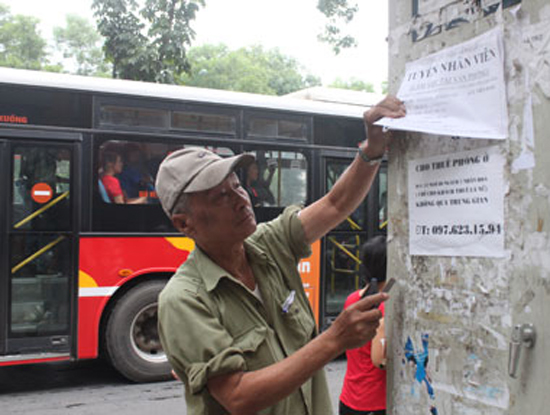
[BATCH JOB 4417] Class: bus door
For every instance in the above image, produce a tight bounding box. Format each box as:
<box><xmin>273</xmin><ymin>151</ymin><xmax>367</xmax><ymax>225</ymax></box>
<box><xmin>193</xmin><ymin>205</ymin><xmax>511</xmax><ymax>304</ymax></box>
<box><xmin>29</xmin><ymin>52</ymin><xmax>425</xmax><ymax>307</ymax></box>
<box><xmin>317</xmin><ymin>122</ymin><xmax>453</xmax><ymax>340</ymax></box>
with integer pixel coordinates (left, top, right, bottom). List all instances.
<box><xmin>1</xmin><ymin>133</ymin><xmax>80</xmax><ymax>360</ymax></box>
<box><xmin>319</xmin><ymin>150</ymin><xmax>382</xmax><ymax>330</ymax></box>
<box><xmin>0</xmin><ymin>139</ymin><xmax>7</xmax><ymax>355</ymax></box>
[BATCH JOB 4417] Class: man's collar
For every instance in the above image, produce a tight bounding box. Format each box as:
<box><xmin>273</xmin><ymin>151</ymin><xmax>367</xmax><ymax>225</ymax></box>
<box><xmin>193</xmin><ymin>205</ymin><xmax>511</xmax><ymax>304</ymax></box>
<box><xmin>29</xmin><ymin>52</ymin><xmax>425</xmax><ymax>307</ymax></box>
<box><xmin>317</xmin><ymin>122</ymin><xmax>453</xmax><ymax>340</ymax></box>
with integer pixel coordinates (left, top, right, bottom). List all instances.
<box><xmin>193</xmin><ymin>238</ymin><xmax>270</xmax><ymax>292</ymax></box>
<box><xmin>191</xmin><ymin>247</ymin><xmax>230</xmax><ymax>292</ymax></box>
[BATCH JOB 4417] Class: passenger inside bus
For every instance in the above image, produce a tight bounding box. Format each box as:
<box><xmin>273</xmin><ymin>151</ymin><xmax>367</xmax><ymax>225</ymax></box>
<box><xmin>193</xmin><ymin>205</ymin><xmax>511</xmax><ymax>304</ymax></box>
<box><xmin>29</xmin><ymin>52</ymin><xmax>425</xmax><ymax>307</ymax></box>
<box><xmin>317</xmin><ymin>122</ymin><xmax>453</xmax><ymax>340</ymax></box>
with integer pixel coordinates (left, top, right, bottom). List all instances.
<box><xmin>245</xmin><ymin>160</ymin><xmax>275</xmax><ymax>207</ymax></box>
<box><xmin>99</xmin><ymin>151</ymin><xmax>147</xmax><ymax>204</ymax></box>
<box><xmin>118</xmin><ymin>144</ymin><xmax>154</xmax><ymax>200</ymax></box>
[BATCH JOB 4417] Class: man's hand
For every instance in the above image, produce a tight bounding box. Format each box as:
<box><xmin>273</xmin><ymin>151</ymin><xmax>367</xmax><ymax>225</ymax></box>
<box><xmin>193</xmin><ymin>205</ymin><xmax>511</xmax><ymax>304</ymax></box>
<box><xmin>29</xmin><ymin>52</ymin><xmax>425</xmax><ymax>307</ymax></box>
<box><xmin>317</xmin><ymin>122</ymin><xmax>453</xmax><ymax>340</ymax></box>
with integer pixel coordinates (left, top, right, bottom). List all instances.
<box><xmin>325</xmin><ymin>292</ymin><xmax>388</xmax><ymax>351</ymax></box>
<box><xmin>207</xmin><ymin>291</ymin><xmax>388</xmax><ymax>414</ymax></box>
<box><xmin>361</xmin><ymin>96</ymin><xmax>406</xmax><ymax>159</ymax></box>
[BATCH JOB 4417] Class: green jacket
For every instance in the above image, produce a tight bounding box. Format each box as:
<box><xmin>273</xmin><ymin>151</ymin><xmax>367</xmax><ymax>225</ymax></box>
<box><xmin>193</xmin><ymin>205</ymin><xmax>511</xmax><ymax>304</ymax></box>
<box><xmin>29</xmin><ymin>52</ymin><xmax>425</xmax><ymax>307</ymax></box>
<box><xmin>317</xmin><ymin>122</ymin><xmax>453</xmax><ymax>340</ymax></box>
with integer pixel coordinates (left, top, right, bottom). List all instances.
<box><xmin>158</xmin><ymin>206</ymin><xmax>332</xmax><ymax>414</ymax></box>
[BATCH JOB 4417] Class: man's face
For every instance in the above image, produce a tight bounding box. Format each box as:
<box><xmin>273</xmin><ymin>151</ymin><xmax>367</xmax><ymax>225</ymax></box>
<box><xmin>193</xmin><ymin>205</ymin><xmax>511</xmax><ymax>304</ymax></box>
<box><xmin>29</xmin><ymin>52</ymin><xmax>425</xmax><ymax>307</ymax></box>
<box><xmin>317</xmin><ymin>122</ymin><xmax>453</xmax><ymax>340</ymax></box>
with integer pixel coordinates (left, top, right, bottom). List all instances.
<box><xmin>114</xmin><ymin>156</ymin><xmax>124</xmax><ymax>174</ymax></box>
<box><xmin>247</xmin><ymin>163</ymin><xmax>259</xmax><ymax>181</ymax></box>
<box><xmin>183</xmin><ymin>173</ymin><xmax>257</xmax><ymax>246</ymax></box>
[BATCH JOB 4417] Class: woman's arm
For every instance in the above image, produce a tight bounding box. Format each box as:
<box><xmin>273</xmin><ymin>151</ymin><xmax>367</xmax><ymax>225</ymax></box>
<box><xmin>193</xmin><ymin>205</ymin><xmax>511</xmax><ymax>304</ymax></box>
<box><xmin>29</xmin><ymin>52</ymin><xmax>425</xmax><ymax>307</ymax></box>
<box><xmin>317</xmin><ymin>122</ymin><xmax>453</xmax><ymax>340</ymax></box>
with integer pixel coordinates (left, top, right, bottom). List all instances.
<box><xmin>371</xmin><ymin>317</ymin><xmax>386</xmax><ymax>369</ymax></box>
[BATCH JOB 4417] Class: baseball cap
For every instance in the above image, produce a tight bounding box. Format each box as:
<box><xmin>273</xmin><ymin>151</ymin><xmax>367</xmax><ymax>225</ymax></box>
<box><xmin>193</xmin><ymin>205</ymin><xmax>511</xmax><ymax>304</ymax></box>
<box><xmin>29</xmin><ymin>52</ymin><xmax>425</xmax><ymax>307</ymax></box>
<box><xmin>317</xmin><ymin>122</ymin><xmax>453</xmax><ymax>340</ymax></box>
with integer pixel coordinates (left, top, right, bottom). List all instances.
<box><xmin>155</xmin><ymin>147</ymin><xmax>255</xmax><ymax>217</ymax></box>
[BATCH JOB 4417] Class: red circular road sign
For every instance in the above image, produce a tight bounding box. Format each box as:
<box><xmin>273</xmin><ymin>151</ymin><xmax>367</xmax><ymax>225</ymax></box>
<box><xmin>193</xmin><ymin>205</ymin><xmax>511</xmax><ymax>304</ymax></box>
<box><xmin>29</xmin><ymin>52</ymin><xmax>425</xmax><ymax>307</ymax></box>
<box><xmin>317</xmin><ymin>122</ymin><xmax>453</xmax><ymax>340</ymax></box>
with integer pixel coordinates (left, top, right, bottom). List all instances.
<box><xmin>31</xmin><ymin>183</ymin><xmax>53</xmax><ymax>204</ymax></box>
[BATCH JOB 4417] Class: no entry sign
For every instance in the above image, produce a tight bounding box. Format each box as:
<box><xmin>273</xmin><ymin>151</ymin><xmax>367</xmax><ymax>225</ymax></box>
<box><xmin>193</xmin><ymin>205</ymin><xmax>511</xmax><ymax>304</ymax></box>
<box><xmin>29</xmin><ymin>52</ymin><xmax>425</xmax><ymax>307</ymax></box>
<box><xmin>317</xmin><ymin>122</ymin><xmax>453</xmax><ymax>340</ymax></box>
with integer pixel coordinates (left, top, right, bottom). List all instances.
<box><xmin>31</xmin><ymin>183</ymin><xmax>53</xmax><ymax>204</ymax></box>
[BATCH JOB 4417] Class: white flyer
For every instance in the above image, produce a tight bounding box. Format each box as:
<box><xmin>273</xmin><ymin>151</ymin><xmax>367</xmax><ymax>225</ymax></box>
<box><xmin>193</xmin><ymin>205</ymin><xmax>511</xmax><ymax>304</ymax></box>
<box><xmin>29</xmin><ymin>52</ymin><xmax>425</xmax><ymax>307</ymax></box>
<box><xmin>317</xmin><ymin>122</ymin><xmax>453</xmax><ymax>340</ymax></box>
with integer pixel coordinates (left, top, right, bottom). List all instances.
<box><xmin>408</xmin><ymin>146</ymin><xmax>505</xmax><ymax>257</ymax></box>
<box><xmin>377</xmin><ymin>27</ymin><xmax>508</xmax><ymax>139</ymax></box>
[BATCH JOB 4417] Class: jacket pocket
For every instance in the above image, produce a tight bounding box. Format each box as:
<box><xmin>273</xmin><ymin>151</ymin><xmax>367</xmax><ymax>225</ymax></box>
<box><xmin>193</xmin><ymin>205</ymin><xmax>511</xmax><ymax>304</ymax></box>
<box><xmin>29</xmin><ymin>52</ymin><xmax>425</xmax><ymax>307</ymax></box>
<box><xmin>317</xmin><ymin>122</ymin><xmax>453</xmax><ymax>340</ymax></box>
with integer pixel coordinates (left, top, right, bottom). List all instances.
<box><xmin>281</xmin><ymin>295</ymin><xmax>316</xmax><ymax>347</ymax></box>
<box><xmin>232</xmin><ymin>326</ymin><xmax>271</xmax><ymax>371</ymax></box>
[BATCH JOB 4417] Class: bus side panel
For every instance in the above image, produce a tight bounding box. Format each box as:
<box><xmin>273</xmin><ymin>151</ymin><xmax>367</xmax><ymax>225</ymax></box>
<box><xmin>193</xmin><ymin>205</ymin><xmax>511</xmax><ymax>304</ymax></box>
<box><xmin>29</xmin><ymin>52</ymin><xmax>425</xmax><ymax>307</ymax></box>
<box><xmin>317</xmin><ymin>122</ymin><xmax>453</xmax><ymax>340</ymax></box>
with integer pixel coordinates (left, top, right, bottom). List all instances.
<box><xmin>77</xmin><ymin>236</ymin><xmax>321</xmax><ymax>359</ymax></box>
<box><xmin>77</xmin><ymin>236</ymin><xmax>191</xmax><ymax>359</ymax></box>
<box><xmin>298</xmin><ymin>240</ymin><xmax>321</xmax><ymax>327</ymax></box>
<box><xmin>0</xmin><ymin>356</ymin><xmax>71</xmax><ymax>367</ymax></box>
<box><xmin>77</xmin><ymin>296</ymin><xmax>110</xmax><ymax>359</ymax></box>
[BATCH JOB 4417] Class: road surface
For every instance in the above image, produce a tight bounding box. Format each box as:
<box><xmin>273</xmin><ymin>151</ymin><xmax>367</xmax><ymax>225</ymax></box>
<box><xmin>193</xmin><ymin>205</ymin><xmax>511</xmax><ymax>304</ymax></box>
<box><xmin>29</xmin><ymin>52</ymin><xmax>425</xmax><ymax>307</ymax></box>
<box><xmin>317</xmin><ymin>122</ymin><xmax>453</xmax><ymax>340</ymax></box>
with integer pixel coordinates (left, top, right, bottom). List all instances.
<box><xmin>0</xmin><ymin>357</ymin><xmax>347</xmax><ymax>414</ymax></box>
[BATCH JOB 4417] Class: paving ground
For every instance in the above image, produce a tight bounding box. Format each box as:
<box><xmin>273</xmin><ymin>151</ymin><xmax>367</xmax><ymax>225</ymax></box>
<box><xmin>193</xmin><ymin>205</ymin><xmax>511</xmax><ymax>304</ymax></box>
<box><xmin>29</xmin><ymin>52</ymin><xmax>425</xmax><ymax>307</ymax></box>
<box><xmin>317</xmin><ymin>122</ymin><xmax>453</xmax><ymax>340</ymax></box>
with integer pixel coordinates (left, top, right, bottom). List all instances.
<box><xmin>0</xmin><ymin>357</ymin><xmax>347</xmax><ymax>414</ymax></box>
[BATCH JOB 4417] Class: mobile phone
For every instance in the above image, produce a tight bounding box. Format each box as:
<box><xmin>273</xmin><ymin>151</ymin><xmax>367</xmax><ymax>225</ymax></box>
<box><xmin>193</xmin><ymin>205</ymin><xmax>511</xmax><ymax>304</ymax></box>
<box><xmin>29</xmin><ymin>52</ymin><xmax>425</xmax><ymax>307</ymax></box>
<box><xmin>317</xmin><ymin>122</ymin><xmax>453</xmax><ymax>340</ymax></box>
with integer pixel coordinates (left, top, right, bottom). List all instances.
<box><xmin>361</xmin><ymin>277</ymin><xmax>396</xmax><ymax>310</ymax></box>
<box><xmin>382</xmin><ymin>277</ymin><xmax>396</xmax><ymax>294</ymax></box>
<box><xmin>361</xmin><ymin>278</ymin><xmax>379</xmax><ymax>299</ymax></box>
<box><xmin>361</xmin><ymin>277</ymin><xmax>397</xmax><ymax>299</ymax></box>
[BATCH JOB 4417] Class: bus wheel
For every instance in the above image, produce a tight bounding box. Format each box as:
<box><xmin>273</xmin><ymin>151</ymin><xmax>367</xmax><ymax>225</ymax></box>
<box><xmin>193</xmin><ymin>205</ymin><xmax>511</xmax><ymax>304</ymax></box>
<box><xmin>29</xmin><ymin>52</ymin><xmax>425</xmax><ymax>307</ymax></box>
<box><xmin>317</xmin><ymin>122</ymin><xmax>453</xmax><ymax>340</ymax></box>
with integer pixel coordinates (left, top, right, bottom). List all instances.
<box><xmin>104</xmin><ymin>280</ymin><xmax>171</xmax><ymax>382</ymax></box>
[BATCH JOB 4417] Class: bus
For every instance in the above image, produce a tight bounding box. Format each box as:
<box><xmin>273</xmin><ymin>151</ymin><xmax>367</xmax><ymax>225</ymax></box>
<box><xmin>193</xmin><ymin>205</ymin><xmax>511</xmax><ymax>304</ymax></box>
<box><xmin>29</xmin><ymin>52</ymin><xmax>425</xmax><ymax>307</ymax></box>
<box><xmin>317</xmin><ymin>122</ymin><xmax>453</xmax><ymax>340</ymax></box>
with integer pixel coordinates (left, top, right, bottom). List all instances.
<box><xmin>0</xmin><ymin>67</ymin><xmax>387</xmax><ymax>382</ymax></box>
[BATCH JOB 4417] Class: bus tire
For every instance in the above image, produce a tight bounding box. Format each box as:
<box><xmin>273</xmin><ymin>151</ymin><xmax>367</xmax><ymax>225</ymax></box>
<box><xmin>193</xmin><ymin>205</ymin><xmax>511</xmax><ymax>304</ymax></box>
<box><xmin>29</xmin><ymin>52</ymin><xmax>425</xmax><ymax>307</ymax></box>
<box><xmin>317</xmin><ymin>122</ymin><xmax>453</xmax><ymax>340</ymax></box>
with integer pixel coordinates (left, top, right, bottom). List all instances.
<box><xmin>103</xmin><ymin>280</ymin><xmax>171</xmax><ymax>382</ymax></box>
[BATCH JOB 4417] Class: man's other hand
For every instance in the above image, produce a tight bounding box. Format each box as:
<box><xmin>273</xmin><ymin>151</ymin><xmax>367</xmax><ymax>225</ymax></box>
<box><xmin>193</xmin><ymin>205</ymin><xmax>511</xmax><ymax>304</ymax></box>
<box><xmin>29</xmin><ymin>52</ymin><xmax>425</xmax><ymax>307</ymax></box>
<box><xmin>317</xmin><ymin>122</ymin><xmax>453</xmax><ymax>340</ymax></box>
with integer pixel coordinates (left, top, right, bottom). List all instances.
<box><xmin>327</xmin><ymin>292</ymin><xmax>388</xmax><ymax>351</ymax></box>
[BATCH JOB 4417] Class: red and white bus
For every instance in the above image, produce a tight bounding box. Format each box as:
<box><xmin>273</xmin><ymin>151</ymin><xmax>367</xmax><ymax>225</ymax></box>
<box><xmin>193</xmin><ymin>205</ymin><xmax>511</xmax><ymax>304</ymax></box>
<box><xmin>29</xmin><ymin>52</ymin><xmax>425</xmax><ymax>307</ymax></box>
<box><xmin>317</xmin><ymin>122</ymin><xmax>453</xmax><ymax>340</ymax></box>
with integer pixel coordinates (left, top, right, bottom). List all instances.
<box><xmin>0</xmin><ymin>67</ymin><xmax>387</xmax><ymax>382</ymax></box>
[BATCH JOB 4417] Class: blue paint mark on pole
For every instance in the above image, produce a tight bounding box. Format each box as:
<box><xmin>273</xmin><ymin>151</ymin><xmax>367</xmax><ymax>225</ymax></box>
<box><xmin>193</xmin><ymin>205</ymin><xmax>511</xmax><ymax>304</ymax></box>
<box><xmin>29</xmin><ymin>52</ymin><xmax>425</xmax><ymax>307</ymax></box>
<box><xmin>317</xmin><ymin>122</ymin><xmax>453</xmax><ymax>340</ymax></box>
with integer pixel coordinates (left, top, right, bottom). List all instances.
<box><xmin>404</xmin><ymin>334</ymin><xmax>438</xmax><ymax>415</ymax></box>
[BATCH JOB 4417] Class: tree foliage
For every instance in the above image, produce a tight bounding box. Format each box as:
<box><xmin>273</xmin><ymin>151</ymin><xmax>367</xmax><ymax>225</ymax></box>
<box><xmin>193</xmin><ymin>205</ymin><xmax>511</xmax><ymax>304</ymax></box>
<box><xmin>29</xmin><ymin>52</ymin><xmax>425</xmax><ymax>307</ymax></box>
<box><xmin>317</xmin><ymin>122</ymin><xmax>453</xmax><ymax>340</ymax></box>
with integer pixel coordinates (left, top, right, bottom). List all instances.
<box><xmin>53</xmin><ymin>14</ymin><xmax>110</xmax><ymax>76</ymax></box>
<box><xmin>0</xmin><ymin>4</ymin><xmax>48</xmax><ymax>70</ymax></box>
<box><xmin>178</xmin><ymin>44</ymin><xmax>321</xmax><ymax>96</ymax></box>
<box><xmin>0</xmin><ymin>2</ymin><xmax>382</xmax><ymax>95</ymax></box>
<box><xmin>330</xmin><ymin>77</ymin><xmax>374</xmax><ymax>93</ymax></box>
<box><xmin>92</xmin><ymin>0</ymin><xmax>204</xmax><ymax>83</ymax></box>
<box><xmin>317</xmin><ymin>0</ymin><xmax>358</xmax><ymax>54</ymax></box>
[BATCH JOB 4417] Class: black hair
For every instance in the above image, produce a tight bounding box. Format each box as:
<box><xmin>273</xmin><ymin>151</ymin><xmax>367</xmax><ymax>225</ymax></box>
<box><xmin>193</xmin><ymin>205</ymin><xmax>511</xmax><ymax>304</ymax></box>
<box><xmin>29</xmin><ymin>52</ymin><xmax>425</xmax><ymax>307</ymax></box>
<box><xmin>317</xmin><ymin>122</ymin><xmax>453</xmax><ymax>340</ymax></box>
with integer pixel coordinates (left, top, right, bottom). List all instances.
<box><xmin>102</xmin><ymin>151</ymin><xmax>121</xmax><ymax>169</ymax></box>
<box><xmin>360</xmin><ymin>235</ymin><xmax>387</xmax><ymax>284</ymax></box>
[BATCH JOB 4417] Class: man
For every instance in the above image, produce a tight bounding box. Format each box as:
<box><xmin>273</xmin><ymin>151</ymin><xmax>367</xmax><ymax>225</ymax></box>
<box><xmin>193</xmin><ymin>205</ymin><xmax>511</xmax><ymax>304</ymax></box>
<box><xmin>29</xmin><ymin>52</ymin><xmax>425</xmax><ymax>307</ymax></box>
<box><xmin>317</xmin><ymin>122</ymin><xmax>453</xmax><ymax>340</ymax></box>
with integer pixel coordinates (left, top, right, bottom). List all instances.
<box><xmin>156</xmin><ymin>96</ymin><xmax>405</xmax><ymax>415</ymax></box>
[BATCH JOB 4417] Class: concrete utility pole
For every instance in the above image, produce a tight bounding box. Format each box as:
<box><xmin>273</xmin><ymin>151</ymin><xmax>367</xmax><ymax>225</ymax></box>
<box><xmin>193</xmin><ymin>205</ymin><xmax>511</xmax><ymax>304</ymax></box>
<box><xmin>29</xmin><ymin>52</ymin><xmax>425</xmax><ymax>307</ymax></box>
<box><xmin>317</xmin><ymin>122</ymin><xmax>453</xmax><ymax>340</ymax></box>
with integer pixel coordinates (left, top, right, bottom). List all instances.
<box><xmin>385</xmin><ymin>1</ymin><xmax>549</xmax><ymax>414</ymax></box>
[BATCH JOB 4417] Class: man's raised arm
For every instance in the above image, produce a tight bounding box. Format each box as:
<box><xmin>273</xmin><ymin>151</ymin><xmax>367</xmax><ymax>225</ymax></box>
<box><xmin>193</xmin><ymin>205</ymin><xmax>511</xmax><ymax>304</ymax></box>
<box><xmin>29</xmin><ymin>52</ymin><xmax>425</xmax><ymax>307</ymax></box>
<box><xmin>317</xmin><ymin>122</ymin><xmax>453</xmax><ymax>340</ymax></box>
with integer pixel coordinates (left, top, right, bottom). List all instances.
<box><xmin>299</xmin><ymin>96</ymin><xmax>405</xmax><ymax>244</ymax></box>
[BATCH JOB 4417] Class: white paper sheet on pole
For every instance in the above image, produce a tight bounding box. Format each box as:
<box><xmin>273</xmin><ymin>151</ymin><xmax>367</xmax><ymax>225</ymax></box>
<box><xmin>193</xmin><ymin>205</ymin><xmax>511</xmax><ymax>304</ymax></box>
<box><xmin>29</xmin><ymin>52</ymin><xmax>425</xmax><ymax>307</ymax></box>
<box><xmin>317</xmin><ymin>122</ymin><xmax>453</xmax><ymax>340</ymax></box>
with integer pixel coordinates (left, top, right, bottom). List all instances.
<box><xmin>408</xmin><ymin>147</ymin><xmax>505</xmax><ymax>257</ymax></box>
<box><xmin>377</xmin><ymin>27</ymin><xmax>508</xmax><ymax>139</ymax></box>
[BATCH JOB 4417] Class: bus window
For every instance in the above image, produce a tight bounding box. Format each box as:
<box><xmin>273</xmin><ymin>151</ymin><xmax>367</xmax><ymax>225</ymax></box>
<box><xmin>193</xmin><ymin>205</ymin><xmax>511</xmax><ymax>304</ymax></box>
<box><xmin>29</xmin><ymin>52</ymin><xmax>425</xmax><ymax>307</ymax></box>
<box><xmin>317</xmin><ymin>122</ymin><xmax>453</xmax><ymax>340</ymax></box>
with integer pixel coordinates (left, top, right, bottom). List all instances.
<box><xmin>97</xmin><ymin>140</ymin><xmax>236</xmax><ymax>205</ymax></box>
<box><xmin>12</xmin><ymin>146</ymin><xmax>72</xmax><ymax>231</ymax></box>
<box><xmin>172</xmin><ymin>111</ymin><xmax>236</xmax><ymax>134</ymax></box>
<box><xmin>94</xmin><ymin>140</ymin><xmax>236</xmax><ymax>232</ymax></box>
<box><xmin>326</xmin><ymin>159</ymin><xmax>367</xmax><ymax>231</ymax></box>
<box><xmin>98</xmin><ymin>144</ymin><xmax>149</xmax><ymax>205</ymax></box>
<box><xmin>10</xmin><ymin>234</ymin><xmax>71</xmax><ymax>336</ymax></box>
<box><xmin>99</xmin><ymin>106</ymin><xmax>169</xmax><ymax>129</ymax></box>
<box><xmin>314</xmin><ymin>116</ymin><xmax>365</xmax><ymax>148</ymax></box>
<box><xmin>248</xmin><ymin>116</ymin><xmax>308</xmax><ymax>140</ymax></box>
<box><xmin>244</xmin><ymin>150</ymin><xmax>307</xmax><ymax>208</ymax></box>
<box><xmin>324</xmin><ymin>233</ymin><xmax>365</xmax><ymax>317</ymax></box>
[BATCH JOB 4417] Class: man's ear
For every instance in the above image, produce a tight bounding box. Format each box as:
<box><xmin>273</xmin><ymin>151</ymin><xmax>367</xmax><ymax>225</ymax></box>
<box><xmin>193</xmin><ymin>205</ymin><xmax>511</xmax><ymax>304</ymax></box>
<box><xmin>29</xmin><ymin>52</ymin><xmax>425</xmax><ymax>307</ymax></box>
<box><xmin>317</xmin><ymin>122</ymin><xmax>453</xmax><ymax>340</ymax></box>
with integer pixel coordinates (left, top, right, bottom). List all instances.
<box><xmin>172</xmin><ymin>213</ymin><xmax>194</xmax><ymax>237</ymax></box>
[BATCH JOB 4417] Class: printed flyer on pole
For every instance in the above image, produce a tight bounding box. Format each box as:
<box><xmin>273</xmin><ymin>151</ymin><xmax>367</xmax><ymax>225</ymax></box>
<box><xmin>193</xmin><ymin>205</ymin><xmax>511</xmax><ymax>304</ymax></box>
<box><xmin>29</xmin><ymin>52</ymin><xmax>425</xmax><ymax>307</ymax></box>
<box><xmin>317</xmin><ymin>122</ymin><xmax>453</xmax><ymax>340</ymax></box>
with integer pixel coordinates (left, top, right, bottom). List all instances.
<box><xmin>377</xmin><ymin>27</ymin><xmax>508</xmax><ymax>139</ymax></box>
<box><xmin>408</xmin><ymin>146</ymin><xmax>505</xmax><ymax>257</ymax></box>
